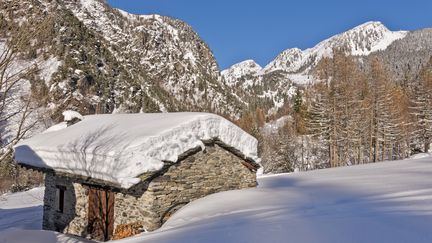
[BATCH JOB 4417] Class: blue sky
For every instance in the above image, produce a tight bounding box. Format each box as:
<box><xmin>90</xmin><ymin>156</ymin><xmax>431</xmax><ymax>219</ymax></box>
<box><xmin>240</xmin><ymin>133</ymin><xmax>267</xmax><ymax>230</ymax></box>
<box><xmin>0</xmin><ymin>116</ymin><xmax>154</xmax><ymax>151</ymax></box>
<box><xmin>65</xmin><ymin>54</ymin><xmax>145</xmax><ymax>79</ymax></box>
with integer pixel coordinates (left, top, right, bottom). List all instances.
<box><xmin>107</xmin><ymin>0</ymin><xmax>432</xmax><ymax>70</ymax></box>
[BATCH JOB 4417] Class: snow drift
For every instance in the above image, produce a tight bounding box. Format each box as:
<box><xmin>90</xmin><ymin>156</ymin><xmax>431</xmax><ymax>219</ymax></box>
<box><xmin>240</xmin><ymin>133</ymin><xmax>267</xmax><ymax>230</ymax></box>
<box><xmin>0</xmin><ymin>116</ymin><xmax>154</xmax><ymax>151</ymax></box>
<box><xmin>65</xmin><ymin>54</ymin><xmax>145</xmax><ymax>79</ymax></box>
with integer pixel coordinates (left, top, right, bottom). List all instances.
<box><xmin>2</xmin><ymin>155</ymin><xmax>432</xmax><ymax>242</ymax></box>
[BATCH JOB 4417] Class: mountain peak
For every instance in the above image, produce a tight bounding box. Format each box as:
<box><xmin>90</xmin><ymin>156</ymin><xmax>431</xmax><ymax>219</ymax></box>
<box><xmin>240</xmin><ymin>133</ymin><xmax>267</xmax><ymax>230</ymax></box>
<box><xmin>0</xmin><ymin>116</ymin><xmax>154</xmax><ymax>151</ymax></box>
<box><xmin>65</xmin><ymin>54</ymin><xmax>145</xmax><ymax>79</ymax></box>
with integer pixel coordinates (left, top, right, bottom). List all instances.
<box><xmin>344</xmin><ymin>21</ymin><xmax>392</xmax><ymax>40</ymax></box>
<box><xmin>261</xmin><ymin>21</ymin><xmax>407</xmax><ymax>75</ymax></box>
<box><xmin>352</xmin><ymin>21</ymin><xmax>387</xmax><ymax>30</ymax></box>
<box><xmin>263</xmin><ymin>48</ymin><xmax>304</xmax><ymax>73</ymax></box>
<box><xmin>332</xmin><ymin>21</ymin><xmax>407</xmax><ymax>56</ymax></box>
<box><xmin>232</xmin><ymin>59</ymin><xmax>262</xmax><ymax>70</ymax></box>
<box><xmin>222</xmin><ymin>59</ymin><xmax>262</xmax><ymax>76</ymax></box>
<box><xmin>221</xmin><ymin>60</ymin><xmax>262</xmax><ymax>86</ymax></box>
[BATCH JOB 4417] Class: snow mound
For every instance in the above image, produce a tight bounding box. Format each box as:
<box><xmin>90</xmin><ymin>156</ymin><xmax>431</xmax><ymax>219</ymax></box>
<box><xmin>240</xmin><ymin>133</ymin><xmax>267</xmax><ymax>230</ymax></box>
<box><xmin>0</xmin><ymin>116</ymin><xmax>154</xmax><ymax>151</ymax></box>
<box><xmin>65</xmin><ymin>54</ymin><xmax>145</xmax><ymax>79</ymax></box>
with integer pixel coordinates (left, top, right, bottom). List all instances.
<box><xmin>62</xmin><ymin>110</ymin><xmax>83</xmax><ymax>122</ymax></box>
<box><xmin>0</xmin><ymin>187</ymin><xmax>44</xmax><ymax>210</ymax></box>
<box><xmin>14</xmin><ymin>113</ymin><xmax>258</xmax><ymax>188</ymax></box>
<box><xmin>0</xmin><ymin>187</ymin><xmax>44</xmax><ymax>235</ymax></box>
<box><xmin>409</xmin><ymin>152</ymin><xmax>432</xmax><ymax>159</ymax></box>
<box><xmin>43</xmin><ymin>122</ymin><xmax>68</xmax><ymax>133</ymax></box>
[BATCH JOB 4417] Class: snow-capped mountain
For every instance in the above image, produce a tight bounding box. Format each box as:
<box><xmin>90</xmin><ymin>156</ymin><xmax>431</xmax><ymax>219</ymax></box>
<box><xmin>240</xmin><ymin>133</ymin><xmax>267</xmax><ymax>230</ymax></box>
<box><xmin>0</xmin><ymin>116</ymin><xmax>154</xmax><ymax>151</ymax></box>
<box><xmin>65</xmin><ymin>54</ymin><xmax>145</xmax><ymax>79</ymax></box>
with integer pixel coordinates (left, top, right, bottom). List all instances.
<box><xmin>220</xmin><ymin>21</ymin><xmax>418</xmax><ymax>115</ymax></box>
<box><xmin>221</xmin><ymin>60</ymin><xmax>262</xmax><ymax>86</ymax></box>
<box><xmin>262</xmin><ymin>21</ymin><xmax>407</xmax><ymax>74</ymax></box>
<box><xmin>0</xmin><ymin>0</ymin><xmax>243</xmax><ymax>123</ymax></box>
<box><xmin>223</xmin><ymin>21</ymin><xmax>408</xmax><ymax>86</ymax></box>
<box><xmin>221</xmin><ymin>59</ymin><xmax>296</xmax><ymax>116</ymax></box>
<box><xmin>263</xmin><ymin>48</ymin><xmax>304</xmax><ymax>74</ymax></box>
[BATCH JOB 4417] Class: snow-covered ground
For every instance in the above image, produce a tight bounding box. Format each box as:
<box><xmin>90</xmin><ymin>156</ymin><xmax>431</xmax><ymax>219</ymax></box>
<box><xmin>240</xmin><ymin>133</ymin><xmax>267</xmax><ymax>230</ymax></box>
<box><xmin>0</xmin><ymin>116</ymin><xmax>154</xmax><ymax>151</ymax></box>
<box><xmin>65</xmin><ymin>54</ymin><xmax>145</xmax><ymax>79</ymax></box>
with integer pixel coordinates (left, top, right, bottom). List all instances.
<box><xmin>0</xmin><ymin>187</ymin><xmax>44</xmax><ymax>231</ymax></box>
<box><xmin>2</xmin><ymin>155</ymin><xmax>432</xmax><ymax>242</ymax></box>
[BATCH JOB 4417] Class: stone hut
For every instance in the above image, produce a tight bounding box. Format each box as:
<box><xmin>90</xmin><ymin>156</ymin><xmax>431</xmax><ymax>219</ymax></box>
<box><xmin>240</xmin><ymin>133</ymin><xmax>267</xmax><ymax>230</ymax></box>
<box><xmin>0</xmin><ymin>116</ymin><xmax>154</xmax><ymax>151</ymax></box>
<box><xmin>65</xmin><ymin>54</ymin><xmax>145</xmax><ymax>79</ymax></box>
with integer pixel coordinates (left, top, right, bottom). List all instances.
<box><xmin>14</xmin><ymin>112</ymin><xmax>260</xmax><ymax>241</ymax></box>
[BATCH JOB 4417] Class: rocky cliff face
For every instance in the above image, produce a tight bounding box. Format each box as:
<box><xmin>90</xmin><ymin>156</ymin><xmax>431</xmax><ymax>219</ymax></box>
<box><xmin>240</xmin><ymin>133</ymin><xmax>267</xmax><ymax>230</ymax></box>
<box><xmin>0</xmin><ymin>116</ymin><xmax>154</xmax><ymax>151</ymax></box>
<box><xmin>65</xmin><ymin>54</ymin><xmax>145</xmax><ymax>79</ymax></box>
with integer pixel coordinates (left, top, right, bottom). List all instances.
<box><xmin>0</xmin><ymin>0</ymin><xmax>243</xmax><ymax>126</ymax></box>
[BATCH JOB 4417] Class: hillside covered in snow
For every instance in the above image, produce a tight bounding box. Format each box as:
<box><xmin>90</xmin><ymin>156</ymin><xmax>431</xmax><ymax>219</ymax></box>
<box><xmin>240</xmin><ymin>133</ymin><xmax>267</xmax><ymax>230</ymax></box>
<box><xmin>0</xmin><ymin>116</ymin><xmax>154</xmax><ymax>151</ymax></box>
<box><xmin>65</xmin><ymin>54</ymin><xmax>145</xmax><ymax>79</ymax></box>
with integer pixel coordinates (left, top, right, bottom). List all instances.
<box><xmin>2</xmin><ymin>155</ymin><xmax>432</xmax><ymax>243</ymax></box>
<box><xmin>0</xmin><ymin>0</ymin><xmax>243</xmax><ymax>122</ymax></box>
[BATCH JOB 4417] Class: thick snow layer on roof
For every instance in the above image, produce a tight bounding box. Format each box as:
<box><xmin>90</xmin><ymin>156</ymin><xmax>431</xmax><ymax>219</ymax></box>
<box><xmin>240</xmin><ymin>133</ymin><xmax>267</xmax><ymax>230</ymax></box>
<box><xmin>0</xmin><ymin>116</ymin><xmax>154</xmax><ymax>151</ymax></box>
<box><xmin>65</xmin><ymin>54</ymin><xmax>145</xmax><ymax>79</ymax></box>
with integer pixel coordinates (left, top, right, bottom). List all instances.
<box><xmin>43</xmin><ymin>122</ymin><xmax>68</xmax><ymax>133</ymax></box>
<box><xmin>14</xmin><ymin>113</ymin><xmax>258</xmax><ymax>188</ymax></box>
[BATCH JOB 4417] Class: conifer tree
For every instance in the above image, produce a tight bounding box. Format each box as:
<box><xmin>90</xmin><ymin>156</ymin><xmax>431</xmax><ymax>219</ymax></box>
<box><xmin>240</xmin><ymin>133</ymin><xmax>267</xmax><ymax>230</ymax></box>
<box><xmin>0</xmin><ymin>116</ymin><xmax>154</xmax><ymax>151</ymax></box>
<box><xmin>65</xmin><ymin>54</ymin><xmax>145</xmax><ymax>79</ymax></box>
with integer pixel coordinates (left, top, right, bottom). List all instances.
<box><xmin>410</xmin><ymin>58</ymin><xmax>432</xmax><ymax>152</ymax></box>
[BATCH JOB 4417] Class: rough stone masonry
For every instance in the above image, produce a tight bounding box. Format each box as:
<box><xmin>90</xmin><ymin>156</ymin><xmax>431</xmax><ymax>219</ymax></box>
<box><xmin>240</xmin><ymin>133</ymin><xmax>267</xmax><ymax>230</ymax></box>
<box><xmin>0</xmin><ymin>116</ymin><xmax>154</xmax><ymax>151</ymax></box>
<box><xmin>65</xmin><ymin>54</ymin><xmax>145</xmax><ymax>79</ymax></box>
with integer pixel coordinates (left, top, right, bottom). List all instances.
<box><xmin>42</xmin><ymin>143</ymin><xmax>257</xmax><ymax>239</ymax></box>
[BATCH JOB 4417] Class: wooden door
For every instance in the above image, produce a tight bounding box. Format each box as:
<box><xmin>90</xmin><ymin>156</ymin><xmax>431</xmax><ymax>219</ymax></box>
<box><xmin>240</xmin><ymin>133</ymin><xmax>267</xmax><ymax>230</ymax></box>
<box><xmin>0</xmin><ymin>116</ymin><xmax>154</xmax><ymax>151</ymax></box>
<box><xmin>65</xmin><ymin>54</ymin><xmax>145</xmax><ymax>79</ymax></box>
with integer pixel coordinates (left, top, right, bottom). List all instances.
<box><xmin>88</xmin><ymin>187</ymin><xmax>115</xmax><ymax>241</ymax></box>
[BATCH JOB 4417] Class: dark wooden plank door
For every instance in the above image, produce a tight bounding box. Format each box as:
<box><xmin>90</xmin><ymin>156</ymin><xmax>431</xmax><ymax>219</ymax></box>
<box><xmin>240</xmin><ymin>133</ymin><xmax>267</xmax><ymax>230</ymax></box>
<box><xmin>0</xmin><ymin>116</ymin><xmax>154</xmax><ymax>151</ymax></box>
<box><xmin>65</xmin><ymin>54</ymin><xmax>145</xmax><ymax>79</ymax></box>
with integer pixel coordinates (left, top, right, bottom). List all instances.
<box><xmin>88</xmin><ymin>187</ymin><xmax>115</xmax><ymax>241</ymax></box>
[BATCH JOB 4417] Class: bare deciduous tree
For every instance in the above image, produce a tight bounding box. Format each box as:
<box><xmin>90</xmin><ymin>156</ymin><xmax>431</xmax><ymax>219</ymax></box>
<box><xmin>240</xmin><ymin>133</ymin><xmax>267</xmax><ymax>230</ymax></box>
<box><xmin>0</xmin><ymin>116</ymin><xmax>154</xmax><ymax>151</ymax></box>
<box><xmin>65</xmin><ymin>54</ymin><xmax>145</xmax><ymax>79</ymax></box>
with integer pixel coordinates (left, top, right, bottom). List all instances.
<box><xmin>0</xmin><ymin>30</ymin><xmax>45</xmax><ymax>192</ymax></box>
<box><xmin>0</xmin><ymin>38</ymin><xmax>38</xmax><ymax>162</ymax></box>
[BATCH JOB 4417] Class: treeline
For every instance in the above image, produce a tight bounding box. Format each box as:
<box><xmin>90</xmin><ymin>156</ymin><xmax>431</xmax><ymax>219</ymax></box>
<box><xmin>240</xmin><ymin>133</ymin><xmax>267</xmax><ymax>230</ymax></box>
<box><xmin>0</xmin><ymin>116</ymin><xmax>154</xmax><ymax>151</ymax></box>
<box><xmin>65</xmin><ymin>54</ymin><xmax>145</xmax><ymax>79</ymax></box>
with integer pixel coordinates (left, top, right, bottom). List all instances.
<box><xmin>240</xmin><ymin>51</ymin><xmax>432</xmax><ymax>173</ymax></box>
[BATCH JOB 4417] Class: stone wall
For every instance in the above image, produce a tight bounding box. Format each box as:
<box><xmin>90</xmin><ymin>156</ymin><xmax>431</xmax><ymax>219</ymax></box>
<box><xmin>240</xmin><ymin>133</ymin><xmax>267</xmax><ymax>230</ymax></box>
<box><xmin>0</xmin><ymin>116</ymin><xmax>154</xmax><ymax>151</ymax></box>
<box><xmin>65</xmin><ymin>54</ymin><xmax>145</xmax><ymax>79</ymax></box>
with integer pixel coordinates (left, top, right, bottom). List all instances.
<box><xmin>43</xmin><ymin>173</ymin><xmax>89</xmax><ymax>236</ymax></box>
<box><xmin>113</xmin><ymin>144</ymin><xmax>257</xmax><ymax>232</ymax></box>
<box><xmin>42</xmin><ymin>143</ymin><xmax>257</xmax><ymax>239</ymax></box>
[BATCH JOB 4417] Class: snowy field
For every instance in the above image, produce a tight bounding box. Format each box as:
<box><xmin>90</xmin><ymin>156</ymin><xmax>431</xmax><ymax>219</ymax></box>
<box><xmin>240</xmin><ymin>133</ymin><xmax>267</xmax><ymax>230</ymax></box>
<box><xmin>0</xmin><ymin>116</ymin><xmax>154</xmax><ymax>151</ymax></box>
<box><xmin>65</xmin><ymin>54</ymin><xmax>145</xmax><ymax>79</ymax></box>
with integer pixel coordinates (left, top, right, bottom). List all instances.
<box><xmin>1</xmin><ymin>155</ymin><xmax>432</xmax><ymax>243</ymax></box>
<box><xmin>0</xmin><ymin>187</ymin><xmax>44</xmax><ymax>231</ymax></box>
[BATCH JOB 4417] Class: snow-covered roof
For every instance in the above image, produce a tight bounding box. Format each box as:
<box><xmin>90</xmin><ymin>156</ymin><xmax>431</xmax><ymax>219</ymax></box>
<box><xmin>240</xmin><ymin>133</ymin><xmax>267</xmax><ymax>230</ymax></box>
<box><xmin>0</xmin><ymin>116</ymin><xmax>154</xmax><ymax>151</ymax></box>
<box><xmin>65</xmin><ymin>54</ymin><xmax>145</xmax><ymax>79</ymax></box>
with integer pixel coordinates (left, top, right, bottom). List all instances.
<box><xmin>14</xmin><ymin>112</ymin><xmax>259</xmax><ymax>188</ymax></box>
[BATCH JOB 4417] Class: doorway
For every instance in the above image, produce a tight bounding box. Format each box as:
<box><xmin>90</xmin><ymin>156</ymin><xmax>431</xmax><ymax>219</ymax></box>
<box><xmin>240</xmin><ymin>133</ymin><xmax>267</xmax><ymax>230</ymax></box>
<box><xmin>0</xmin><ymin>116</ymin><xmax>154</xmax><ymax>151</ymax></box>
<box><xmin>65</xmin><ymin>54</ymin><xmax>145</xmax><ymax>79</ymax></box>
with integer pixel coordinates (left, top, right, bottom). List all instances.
<box><xmin>88</xmin><ymin>187</ymin><xmax>115</xmax><ymax>241</ymax></box>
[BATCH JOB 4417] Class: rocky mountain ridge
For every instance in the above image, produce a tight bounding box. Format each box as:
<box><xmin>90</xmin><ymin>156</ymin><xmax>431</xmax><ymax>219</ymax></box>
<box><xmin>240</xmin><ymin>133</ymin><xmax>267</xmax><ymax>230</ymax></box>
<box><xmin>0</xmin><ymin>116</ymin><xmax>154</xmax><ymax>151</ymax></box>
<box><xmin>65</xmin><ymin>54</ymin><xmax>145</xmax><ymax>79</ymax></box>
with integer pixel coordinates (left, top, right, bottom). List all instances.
<box><xmin>0</xmin><ymin>0</ymin><xmax>243</xmax><ymax>125</ymax></box>
<box><xmin>223</xmin><ymin>21</ymin><xmax>408</xmax><ymax>85</ymax></box>
<box><xmin>221</xmin><ymin>21</ymin><xmax>432</xmax><ymax>117</ymax></box>
<box><xmin>263</xmin><ymin>22</ymin><xmax>407</xmax><ymax>73</ymax></box>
